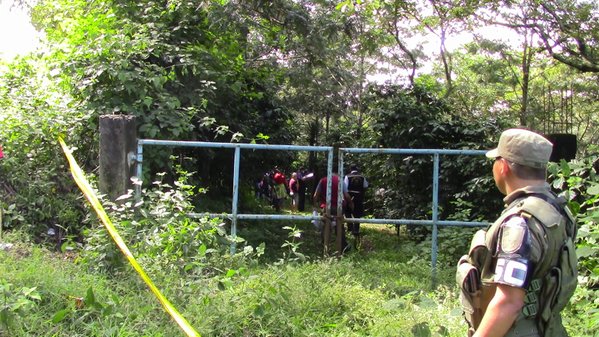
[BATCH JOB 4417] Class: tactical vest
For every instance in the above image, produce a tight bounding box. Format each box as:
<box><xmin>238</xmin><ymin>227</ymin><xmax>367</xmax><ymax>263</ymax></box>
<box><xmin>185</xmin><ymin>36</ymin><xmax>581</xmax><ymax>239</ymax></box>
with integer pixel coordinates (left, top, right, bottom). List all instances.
<box><xmin>457</xmin><ymin>188</ymin><xmax>577</xmax><ymax>337</ymax></box>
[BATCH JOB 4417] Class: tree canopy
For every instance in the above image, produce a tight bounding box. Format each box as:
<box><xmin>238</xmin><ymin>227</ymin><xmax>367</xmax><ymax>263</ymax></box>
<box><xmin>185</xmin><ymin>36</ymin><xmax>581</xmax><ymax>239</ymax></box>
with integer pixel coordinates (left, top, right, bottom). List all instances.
<box><xmin>1</xmin><ymin>0</ymin><xmax>598</xmax><ymax>237</ymax></box>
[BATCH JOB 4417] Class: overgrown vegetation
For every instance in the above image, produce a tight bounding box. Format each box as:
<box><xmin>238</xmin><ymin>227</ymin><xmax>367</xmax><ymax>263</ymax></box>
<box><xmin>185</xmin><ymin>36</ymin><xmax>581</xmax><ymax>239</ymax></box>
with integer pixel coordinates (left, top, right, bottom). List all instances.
<box><xmin>1</xmin><ymin>0</ymin><xmax>599</xmax><ymax>335</ymax></box>
<box><xmin>2</xmin><ymin>151</ymin><xmax>599</xmax><ymax>335</ymax></box>
<box><xmin>0</xmin><ymin>57</ymin><xmax>92</xmax><ymax>246</ymax></box>
<box><xmin>548</xmin><ymin>151</ymin><xmax>599</xmax><ymax>334</ymax></box>
<box><xmin>365</xmin><ymin>84</ymin><xmax>506</xmax><ymax>226</ymax></box>
<box><xmin>0</xmin><ymin>224</ymin><xmax>476</xmax><ymax>337</ymax></box>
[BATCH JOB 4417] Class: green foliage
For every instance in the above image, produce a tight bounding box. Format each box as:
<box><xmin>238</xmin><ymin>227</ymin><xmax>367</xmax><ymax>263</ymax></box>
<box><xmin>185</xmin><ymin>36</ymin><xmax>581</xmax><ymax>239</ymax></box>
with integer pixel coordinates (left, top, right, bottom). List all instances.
<box><xmin>194</xmin><ymin>260</ymin><xmax>460</xmax><ymax>337</ymax></box>
<box><xmin>81</xmin><ymin>166</ymin><xmax>263</xmax><ymax>281</ymax></box>
<box><xmin>0</xmin><ymin>241</ymin><xmax>174</xmax><ymax>336</ymax></box>
<box><xmin>0</xmin><ymin>56</ymin><xmax>92</xmax><ymax>245</ymax></box>
<box><xmin>409</xmin><ymin>226</ymin><xmax>480</xmax><ymax>269</ymax></box>
<box><xmin>280</xmin><ymin>225</ymin><xmax>306</xmax><ymax>263</ymax></box>
<box><xmin>520</xmin><ymin>0</ymin><xmax>599</xmax><ymax>73</ymax></box>
<box><xmin>0</xmin><ymin>280</ymin><xmax>41</xmax><ymax>333</ymax></box>
<box><xmin>3</xmin><ymin>216</ymin><xmax>597</xmax><ymax>336</ymax></box>
<box><xmin>548</xmin><ymin>150</ymin><xmax>599</xmax><ymax>334</ymax></box>
<box><xmin>0</xmin><ymin>225</ymin><xmax>469</xmax><ymax>336</ymax></box>
<box><xmin>30</xmin><ymin>0</ymin><xmax>296</xmax><ymax>198</ymax></box>
<box><xmin>50</xmin><ymin>287</ymin><xmax>120</xmax><ymax>326</ymax></box>
<box><xmin>364</xmin><ymin>83</ymin><xmax>505</xmax><ymax>227</ymax></box>
<box><xmin>444</xmin><ymin>37</ymin><xmax>599</xmax><ymax>151</ymax></box>
<box><xmin>2</xmin><ymin>1</ymin><xmax>599</xmax><ymax>334</ymax></box>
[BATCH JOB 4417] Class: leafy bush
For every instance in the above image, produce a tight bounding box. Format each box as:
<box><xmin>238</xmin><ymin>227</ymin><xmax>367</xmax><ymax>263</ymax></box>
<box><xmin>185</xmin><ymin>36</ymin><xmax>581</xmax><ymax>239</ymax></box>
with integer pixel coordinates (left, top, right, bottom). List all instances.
<box><xmin>32</xmin><ymin>0</ymin><xmax>297</xmax><ymax>201</ymax></box>
<box><xmin>0</xmin><ymin>57</ymin><xmax>94</xmax><ymax>246</ymax></box>
<box><xmin>0</xmin><ymin>240</ymin><xmax>176</xmax><ymax>336</ymax></box>
<box><xmin>0</xmin><ymin>280</ymin><xmax>41</xmax><ymax>334</ymax></box>
<box><xmin>81</xmin><ymin>166</ymin><xmax>264</xmax><ymax>282</ymax></box>
<box><xmin>548</xmin><ymin>151</ymin><xmax>599</xmax><ymax>334</ymax></box>
<box><xmin>364</xmin><ymin>83</ymin><xmax>505</xmax><ymax>234</ymax></box>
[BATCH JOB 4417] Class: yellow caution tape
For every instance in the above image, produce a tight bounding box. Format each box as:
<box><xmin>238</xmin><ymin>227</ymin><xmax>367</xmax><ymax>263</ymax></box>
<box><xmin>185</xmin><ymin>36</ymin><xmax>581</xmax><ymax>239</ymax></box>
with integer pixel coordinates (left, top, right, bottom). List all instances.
<box><xmin>59</xmin><ymin>137</ymin><xmax>201</xmax><ymax>337</ymax></box>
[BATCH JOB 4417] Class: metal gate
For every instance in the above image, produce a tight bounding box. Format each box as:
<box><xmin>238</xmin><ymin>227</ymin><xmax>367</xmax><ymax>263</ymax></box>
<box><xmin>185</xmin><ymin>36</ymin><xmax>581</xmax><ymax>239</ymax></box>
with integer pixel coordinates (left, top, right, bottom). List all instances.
<box><xmin>135</xmin><ymin>139</ymin><xmax>489</xmax><ymax>285</ymax></box>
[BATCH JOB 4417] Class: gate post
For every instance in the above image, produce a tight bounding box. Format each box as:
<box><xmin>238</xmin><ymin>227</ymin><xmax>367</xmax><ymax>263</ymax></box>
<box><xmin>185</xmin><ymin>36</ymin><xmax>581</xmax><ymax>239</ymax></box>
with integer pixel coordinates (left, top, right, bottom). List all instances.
<box><xmin>99</xmin><ymin>115</ymin><xmax>137</xmax><ymax>201</ymax></box>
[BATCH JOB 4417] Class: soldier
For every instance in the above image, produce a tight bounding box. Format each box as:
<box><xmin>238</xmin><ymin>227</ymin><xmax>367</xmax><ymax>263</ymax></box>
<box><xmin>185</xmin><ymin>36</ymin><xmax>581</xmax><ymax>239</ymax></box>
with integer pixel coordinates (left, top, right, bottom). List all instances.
<box><xmin>457</xmin><ymin>129</ymin><xmax>577</xmax><ymax>337</ymax></box>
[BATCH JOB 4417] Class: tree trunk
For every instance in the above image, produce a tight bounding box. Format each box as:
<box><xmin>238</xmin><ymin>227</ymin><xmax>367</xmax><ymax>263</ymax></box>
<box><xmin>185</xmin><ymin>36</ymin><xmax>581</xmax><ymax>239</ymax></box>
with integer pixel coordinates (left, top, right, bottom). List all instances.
<box><xmin>520</xmin><ymin>33</ymin><xmax>533</xmax><ymax>127</ymax></box>
<box><xmin>440</xmin><ymin>28</ymin><xmax>453</xmax><ymax>97</ymax></box>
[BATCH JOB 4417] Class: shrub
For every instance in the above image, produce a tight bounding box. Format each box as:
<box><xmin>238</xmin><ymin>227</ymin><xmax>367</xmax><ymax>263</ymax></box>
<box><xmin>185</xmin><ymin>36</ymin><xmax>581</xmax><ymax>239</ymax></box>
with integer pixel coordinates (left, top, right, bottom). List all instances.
<box><xmin>548</xmin><ymin>151</ymin><xmax>599</xmax><ymax>334</ymax></box>
<box><xmin>365</xmin><ymin>83</ymin><xmax>505</xmax><ymax>237</ymax></box>
<box><xmin>80</xmin><ymin>164</ymin><xmax>264</xmax><ymax>283</ymax></box>
<box><xmin>0</xmin><ymin>57</ymin><xmax>94</xmax><ymax>247</ymax></box>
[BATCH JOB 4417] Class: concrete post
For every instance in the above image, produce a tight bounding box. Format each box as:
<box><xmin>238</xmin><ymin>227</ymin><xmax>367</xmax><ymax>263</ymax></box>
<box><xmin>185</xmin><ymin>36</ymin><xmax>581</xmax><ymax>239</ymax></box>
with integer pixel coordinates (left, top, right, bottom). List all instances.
<box><xmin>99</xmin><ymin>115</ymin><xmax>137</xmax><ymax>201</ymax></box>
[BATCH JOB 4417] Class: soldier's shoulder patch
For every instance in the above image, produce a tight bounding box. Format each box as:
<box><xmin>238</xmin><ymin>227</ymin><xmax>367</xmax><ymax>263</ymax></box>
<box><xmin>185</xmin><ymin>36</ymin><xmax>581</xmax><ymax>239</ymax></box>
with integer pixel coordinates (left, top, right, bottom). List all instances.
<box><xmin>500</xmin><ymin>216</ymin><xmax>528</xmax><ymax>254</ymax></box>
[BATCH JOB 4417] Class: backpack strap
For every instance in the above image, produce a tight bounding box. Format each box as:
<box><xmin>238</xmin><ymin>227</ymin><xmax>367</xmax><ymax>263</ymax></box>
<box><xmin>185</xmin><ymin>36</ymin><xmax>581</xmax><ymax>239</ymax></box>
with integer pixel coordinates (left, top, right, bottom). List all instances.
<box><xmin>525</xmin><ymin>193</ymin><xmax>576</xmax><ymax>239</ymax></box>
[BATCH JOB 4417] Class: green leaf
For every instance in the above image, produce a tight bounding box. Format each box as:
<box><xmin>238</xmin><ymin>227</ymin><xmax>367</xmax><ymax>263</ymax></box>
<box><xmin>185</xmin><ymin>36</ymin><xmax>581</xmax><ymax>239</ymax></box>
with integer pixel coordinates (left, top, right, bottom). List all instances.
<box><xmin>22</xmin><ymin>287</ymin><xmax>41</xmax><ymax>301</ymax></box>
<box><xmin>587</xmin><ymin>183</ymin><xmax>599</xmax><ymax>195</ymax></box>
<box><xmin>198</xmin><ymin>244</ymin><xmax>207</xmax><ymax>257</ymax></box>
<box><xmin>256</xmin><ymin>132</ymin><xmax>270</xmax><ymax>140</ymax></box>
<box><xmin>0</xmin><ymin>309</ymin><xmax>10</xmax><ymax>326</ymax></box>
<box><xmin>577</xmin><ymin>245</ymin><xmax>595</xmax><ymax>258</ymax></box>
<box><xmin>52</xmin><ymin>309</ymin><xmax>71</xmax><ymax>323</ymax></box>
<box><xmin>84</xmin><ymin>287</ymin><xmax>96</xmax><ymax>307</ymax></box>
<box><xmin>411</xmin><ymin>322</ymin><xmax>431</xmax><ymax>337</ymax></box>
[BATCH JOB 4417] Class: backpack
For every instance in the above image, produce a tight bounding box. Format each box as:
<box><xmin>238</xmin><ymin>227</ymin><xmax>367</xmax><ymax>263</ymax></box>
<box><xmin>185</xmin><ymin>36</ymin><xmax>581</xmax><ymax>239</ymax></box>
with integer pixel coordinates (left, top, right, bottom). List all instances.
<box><xmin>521</xmin><ymin>195</ymin><xmax>578</xmax><ymax>336</ymax></box>
<box><xmin>347</xmin><ymin>174</ymin><xmax>365</xmax><ymax>194</ymax></box>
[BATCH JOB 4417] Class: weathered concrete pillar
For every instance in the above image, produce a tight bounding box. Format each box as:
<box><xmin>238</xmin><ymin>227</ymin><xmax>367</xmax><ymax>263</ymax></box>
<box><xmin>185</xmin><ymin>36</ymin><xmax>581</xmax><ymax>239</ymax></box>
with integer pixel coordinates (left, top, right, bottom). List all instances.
<box><xmin>99</xmin><ymin>115</ymin><xmax>137</xmax><ymax>201</ymax></box>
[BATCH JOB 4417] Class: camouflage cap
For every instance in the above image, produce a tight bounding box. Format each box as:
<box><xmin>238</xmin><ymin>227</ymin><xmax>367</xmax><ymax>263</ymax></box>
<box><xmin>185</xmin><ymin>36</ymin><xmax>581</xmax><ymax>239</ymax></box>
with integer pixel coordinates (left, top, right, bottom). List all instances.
<box><xmin>486</xmin><ymin>129</ymin><xmax>553</xmax><ymax>169</ymax></box>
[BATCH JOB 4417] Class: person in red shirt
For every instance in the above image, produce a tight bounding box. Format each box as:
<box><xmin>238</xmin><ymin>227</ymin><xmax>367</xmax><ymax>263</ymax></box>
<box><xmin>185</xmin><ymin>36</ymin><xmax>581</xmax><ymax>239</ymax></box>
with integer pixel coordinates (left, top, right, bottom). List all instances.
<box><xmin>272</xmin><ymin>168</ymin><xmax>287</xmax><ymax>211</ymax></box>
<box><xmin>288</xmin><ymin>172</ymin><xmax>299</xmax><ymax>212</ymax></box>
<box><xmin>313</xmin><ymin>173</ymin><xmax>351</xmax><ymax>213</ymax></box>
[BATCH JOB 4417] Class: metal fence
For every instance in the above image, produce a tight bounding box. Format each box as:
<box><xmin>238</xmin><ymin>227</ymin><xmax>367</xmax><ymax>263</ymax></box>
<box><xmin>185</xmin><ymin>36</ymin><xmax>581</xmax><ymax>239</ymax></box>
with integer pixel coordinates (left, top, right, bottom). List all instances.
<box><xmin>135</xmin><ymin>139</ymin><xmax>490</xmax><ymax>285</ymax></box>
<box><xmin>135</xmin><ymin>140</ymin><xmax>336</xmax><ymax>253</ymax></box>
<box><xmin>338</xmin><ymin>147</ymin><xmax>489</xmax><ymax>283</ymax></box>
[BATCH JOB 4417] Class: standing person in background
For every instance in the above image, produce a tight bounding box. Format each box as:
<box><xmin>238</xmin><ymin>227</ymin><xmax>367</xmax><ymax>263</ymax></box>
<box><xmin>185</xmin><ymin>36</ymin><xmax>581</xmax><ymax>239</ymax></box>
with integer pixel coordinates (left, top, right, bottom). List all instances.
<box><xmin>296</xmin><ymin>167</ymin><xmax>312</xmax><ymax>212</ymax></box>
<box><xmin>289</xmin><ymin>172</ymin><xmax>299</xmax><ymax>212</ymax></box>
<box><xmin>272</xmin><ymin>168</ymin><xmax>287</xmax><ymax>212</ymax></box>
<box><xmin>313</xmin><ymin>171</ymin><xmax>352</xmax><ymax>215</ymax></box>
<box><xmin>313</xmin><ymin>170</ymin><xmax>353</xmax><ymax>251</ymax></box>
<box><xmin>256</xmin><ymin>173</ymin><xmax>271</xmax><ymax>201</ymax></box>
<box><xmin>456</xmin><ymin>129</ymin><xmax>577</xmax><ymax>337</ymax></box>
<box><xmin>344</xmin><ymin>165</ymin><xmax>368</xmax><ymax>238</ymax></box>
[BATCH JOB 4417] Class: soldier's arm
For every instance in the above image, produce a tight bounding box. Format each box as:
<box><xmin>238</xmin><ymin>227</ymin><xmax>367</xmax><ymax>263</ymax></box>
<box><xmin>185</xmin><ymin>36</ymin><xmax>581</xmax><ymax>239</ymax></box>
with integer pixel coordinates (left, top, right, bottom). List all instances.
<box><xmin>474</xmin><ymin>215</ymin><xmax>531</xmax><ymax>337</ymax></box>
<box><xmin>473</xmin><ymin>284</ymin><xmax>525</xmax><ymax>337</ymax></box>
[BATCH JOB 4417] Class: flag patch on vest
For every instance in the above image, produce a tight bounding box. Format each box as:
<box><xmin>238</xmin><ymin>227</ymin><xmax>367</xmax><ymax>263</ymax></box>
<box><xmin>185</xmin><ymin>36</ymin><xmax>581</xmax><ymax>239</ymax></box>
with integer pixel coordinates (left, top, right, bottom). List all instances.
<box><xmin>494</xmin><ymin>258</ymin><xmax>528</xmax><ymax>287</ymax></box>
<box><xmin>500</xmin><ymin>216</ymin><xmax>527</xmax><ymax>253</ymax></box>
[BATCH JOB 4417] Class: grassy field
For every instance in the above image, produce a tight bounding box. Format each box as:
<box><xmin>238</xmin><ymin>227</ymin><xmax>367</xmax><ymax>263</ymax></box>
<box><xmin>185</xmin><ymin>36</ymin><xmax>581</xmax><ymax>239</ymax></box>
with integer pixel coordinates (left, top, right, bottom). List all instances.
<box><xmin>2</xmin><ymin>219</ymin><xmax>586</xmax><ymax>336</ymax></box>
<box><xmin>1</xmin><ymin>222</ymin><xmax>470</xmax><ymax>337</ymax></box>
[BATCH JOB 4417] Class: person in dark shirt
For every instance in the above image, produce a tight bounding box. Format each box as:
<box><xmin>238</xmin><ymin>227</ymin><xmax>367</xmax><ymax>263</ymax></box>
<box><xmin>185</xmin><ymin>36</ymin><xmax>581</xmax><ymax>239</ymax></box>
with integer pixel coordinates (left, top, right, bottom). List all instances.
<box><xmin>344</xmin><ymin>165</ymin><xmax>368</xmax><ymax>237</ymax></box>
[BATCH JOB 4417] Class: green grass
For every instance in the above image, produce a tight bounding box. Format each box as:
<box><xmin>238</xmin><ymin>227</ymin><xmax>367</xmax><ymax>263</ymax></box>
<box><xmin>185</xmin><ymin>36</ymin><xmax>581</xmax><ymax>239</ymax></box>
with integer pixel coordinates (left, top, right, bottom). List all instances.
<box><xmin>0</xmin><ymin>224</ymin><xmax>586</xmax><ymax>336</ymax></box>
<box><xmin>0</xmin><ymin>224</ymin><xmax>467</xmax><ymax>337</ymax></box>
<box><xmin>0</xmin><ymin>239</ymin><xmax>174</xmax><ymax>336</ymax></box>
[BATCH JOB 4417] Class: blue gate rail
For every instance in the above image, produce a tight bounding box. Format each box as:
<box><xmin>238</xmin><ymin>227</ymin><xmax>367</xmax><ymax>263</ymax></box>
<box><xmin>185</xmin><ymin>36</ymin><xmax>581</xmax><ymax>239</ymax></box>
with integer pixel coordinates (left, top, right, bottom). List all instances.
<box><xmin>338</xmin><ymin>147</ymin><xmax>488</xmax><ymax>284</ymax></box>
<box><xmin>136</xmin><ymin>139</ymin><xmax>336</xmax><ymax>254</ymax></box>
<box><xmin>135</xmin><ymin>139</ymin><xmax>490</xmax><ymax>286</ymax></box>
